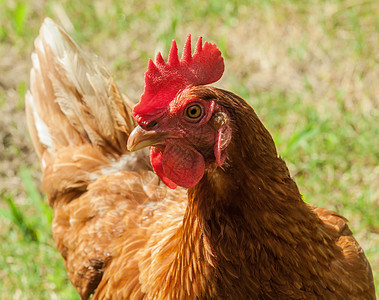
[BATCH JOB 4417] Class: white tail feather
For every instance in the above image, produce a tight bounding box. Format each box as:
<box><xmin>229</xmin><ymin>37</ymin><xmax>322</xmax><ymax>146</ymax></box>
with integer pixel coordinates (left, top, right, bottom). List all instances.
<box><xmin>26</xmin><ymin>91</ymin><xmax>54</xmax><ymax>150</ymax></box>
<box><xmin>26</xmin><ymin>18</ymin><xmax>135</xmax><ymax>161</ymax></box>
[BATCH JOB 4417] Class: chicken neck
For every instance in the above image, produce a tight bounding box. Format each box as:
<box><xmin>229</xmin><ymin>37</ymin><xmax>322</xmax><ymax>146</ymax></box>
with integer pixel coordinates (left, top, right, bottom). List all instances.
<box><xmin>184</xmin><ymin>89</ymin><xmax>339</xmax><ymax>297</ymax></box>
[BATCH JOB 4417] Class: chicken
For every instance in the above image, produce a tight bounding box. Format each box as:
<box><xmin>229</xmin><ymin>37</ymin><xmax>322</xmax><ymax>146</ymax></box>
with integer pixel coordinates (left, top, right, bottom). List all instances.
<box><xmin>26</xmin><ymin>18</ymin><xmax>375</xmax><ymax>299</ymax></box>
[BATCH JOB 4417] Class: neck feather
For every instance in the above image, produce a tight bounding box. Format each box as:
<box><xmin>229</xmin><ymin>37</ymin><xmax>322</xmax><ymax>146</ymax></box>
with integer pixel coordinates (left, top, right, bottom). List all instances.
<box><xmin>190</xmin><ymin>88</ymin><xmax>306</xmax><ymax>219</ymax></box>
<box><xmin>182</xmin><ymin>89</ymin><xmax>338</xmax><ymax>297</ymax></box>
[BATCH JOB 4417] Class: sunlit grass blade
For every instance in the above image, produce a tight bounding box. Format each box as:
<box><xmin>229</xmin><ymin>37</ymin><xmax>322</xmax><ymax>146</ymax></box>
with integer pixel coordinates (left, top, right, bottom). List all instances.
<box><xmin>12</xmin><ymin>1</ymin><xmax>29</xmax><ymax>36</ymax></box>
<box><xmin>0</xmin><ymin>193</ymin><xmax>38</xmax><ymax>242</ymax></box>
<box><xmin>19</xmin><ymin>168</ymin><xmax>52</xmax><ymax>226</ymax></box>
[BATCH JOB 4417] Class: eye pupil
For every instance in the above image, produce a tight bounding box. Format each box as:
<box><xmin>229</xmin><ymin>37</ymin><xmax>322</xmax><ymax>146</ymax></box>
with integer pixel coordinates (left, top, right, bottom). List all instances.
<box><xmin>186</xmin><ymin>104</ymin><xmax>202</xmax><ymax>119</ymax></box>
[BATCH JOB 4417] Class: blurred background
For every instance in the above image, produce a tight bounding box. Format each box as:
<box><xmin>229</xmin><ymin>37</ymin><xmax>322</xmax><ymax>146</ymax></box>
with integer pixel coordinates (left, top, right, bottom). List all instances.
<box><xmin>0</xmin><ymin>0</ymin><xmax>378</xmax><ymax>298</ymax></box>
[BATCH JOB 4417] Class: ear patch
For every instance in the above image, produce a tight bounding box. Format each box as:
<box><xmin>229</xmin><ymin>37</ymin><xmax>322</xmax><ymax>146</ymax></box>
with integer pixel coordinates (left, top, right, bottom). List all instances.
<box><xmin>212</xmin><ymin>112</ymin><xmax>232</xmax><ymax>166</ymax></box>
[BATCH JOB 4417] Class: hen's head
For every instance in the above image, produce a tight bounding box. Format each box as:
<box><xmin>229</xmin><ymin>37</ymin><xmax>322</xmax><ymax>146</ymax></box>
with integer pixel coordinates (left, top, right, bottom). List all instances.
<box><xmin>128</xmin><ymin>35</ymin><xmax>231</xmax><ymax>189</ymax></box>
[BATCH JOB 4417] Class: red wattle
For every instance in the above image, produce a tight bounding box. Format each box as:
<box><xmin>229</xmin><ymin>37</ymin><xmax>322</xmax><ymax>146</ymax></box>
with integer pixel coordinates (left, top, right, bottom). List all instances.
<box><xmin>150</xmin><ymin>144</ymin><xmax>205</xmax><ymax>189</ymax></box>
<box><xmin>162</xmin><ymin>143</ymin><xmax>205</xmax><ymax>189</ymax></box>
<box><xmin>150</xmin><ymin>147</ymin><xmax>178</xmax><ymax>189</ymax></box>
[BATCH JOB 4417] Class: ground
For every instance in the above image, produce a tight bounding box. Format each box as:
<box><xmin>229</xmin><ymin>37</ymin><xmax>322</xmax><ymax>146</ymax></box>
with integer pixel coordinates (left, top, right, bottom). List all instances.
<box><xmin>0</xmin><ymin>0</ymin><xmax>377</xmax><ymax>298</ymax></box>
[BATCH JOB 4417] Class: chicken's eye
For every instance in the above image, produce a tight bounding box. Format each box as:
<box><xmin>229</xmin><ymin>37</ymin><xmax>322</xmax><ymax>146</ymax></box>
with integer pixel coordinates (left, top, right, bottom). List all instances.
<box><xmin>185</xmin><ymin>104</ymin><xmax>203</xmax><ymax>120</ymax></box>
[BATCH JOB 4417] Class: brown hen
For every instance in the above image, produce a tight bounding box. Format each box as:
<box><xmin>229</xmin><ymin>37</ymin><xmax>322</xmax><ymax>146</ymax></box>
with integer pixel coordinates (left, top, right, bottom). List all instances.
<box><xmin>26</xmin><ymin>19</ymin><xmax>375</xmax><ymax>299</ymax></box>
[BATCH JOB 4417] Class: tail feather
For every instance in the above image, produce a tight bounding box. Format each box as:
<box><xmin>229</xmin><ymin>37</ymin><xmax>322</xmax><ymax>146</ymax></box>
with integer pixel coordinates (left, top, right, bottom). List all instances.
<box><xmin>26</xmin><ymin>18</ymin><xmax>149</xmax><ymax>204</ymax></box>
<box><xmin>26</xmin><ymin>18</ymin><xmax>135</xmax><ymax>162</ymax></box>
<box><xmin>25</xmin><ymin>19</ymin><xmax>160</xmax><ymax>298</ymax></box>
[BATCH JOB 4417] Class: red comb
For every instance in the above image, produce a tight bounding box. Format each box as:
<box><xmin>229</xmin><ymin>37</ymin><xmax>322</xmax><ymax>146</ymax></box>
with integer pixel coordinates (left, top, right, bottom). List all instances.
<box><xmin>133</xmin><ymin>35</ymin><xmax>224</xmax><ymax>123</ymax></box>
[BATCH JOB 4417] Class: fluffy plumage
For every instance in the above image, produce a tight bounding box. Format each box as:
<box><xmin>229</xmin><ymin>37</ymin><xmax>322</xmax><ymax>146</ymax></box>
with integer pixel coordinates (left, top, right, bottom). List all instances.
<box><xmin>26</xmin><ymin>19</ymin><xmax>375</xmax><ymax>299</ymax></box>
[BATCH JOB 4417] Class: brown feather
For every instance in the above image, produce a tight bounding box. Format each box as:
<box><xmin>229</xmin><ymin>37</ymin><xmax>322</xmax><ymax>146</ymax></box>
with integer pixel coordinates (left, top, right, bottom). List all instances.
<box><xmin>183</xmin><ymin>86</ymin><xmax>375</xmax><ymax>299</ymax></box>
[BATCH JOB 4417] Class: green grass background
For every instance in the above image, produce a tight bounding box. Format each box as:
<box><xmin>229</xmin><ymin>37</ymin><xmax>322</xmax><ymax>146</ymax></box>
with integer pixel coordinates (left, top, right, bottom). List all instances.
<box><xmin>0</xmin><ymin>0</ymin><xmax>377</xmax><ymax>298</ymax></box>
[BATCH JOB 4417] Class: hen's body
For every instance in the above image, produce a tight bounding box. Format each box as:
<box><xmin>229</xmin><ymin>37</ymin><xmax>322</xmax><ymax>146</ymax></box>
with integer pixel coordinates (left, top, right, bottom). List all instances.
<box><xmin>26</xmin><ymin>19</ymin><xmax>374</xmax><ymax>299</ymax></box>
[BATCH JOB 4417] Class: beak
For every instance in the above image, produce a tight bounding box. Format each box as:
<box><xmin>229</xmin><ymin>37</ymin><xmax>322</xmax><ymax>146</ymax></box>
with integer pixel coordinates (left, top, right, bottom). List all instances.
<box><xmin>127</xmin><ymin>125</ymin><xmax>173</xmax><ymax>151</ymax></box>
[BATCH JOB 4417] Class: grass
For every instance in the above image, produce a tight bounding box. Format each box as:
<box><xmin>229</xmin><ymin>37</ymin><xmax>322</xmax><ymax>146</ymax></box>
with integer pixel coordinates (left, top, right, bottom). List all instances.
<box><xmin>0</xmin><ymin>170</ymin><xmax>79</xmax><ymax>299</ymax></box>
<box><xmin>0</xmin><ymin>0</ymin><xmax>378</xmax><ymax>298</ymax></box>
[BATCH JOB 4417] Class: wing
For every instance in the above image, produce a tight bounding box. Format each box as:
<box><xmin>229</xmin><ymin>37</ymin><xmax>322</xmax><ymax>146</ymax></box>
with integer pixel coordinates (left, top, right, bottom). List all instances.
<box><xmin>26</xmin><ymin>18</ymin><xmax>187</xmax><ymax>299</ymax></box>
<box><xmin>309</xmin><ymin>205</ymin><xmax>375</xmax><ymax>299</ymax></box>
